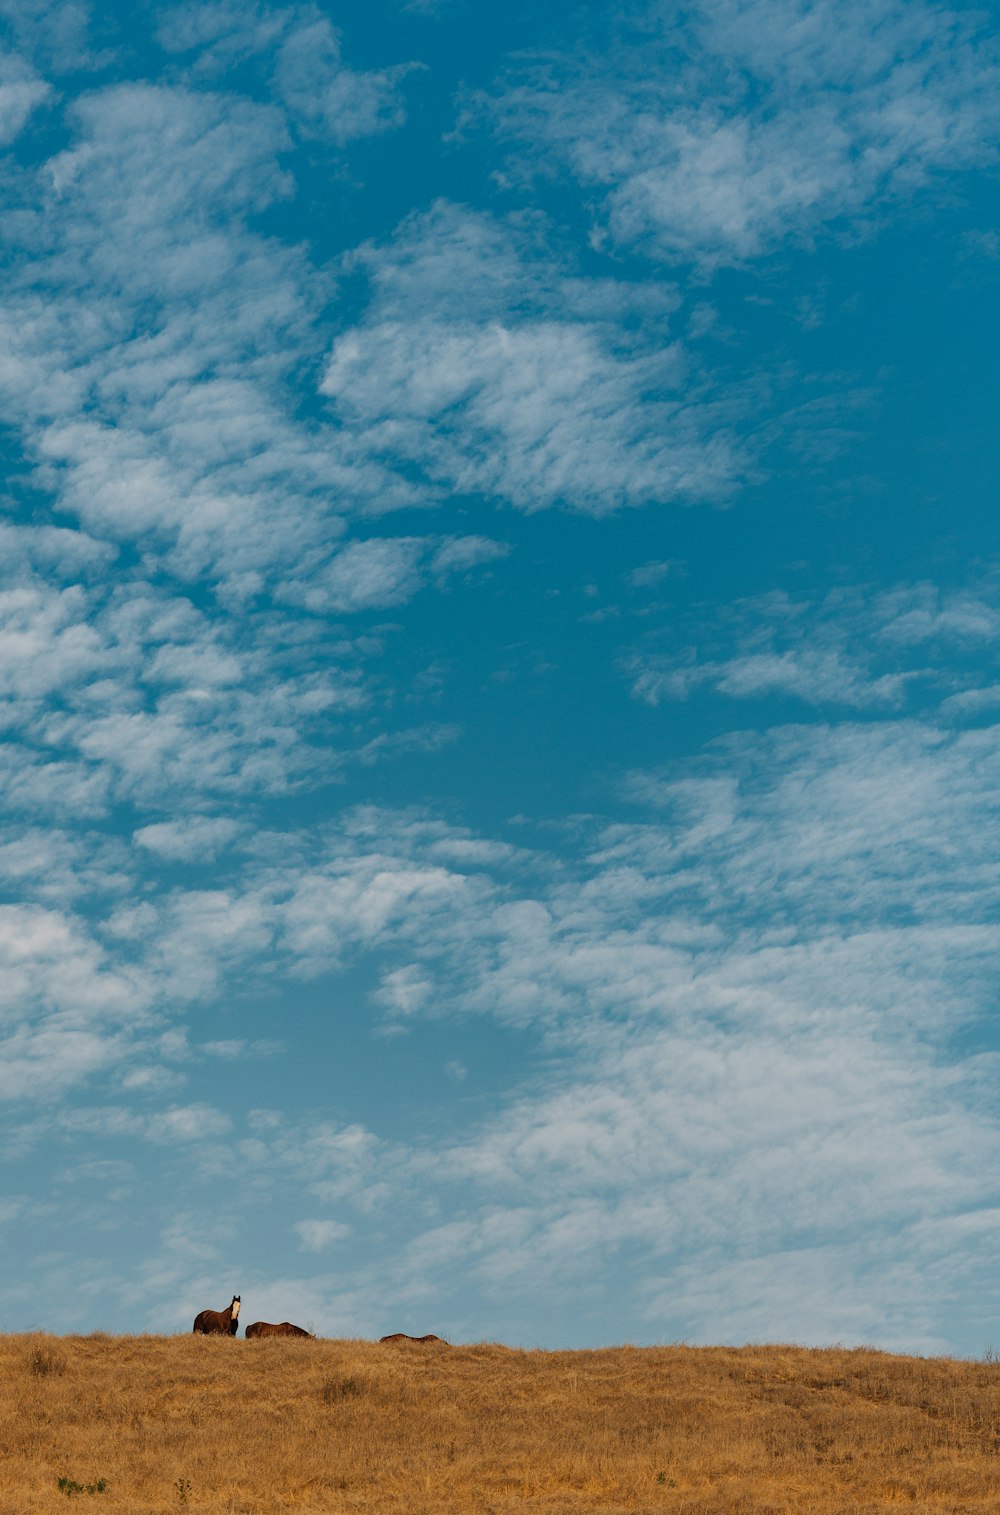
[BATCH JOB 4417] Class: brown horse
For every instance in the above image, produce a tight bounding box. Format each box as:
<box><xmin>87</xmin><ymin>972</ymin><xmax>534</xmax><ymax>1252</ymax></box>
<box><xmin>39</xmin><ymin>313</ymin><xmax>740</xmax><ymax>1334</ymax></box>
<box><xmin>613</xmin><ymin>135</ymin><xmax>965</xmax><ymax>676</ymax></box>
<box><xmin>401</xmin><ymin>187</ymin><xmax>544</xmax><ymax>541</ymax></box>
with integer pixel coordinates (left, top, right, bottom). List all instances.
<box><xmin>193</xmin><ymin>1294</ymin><xmax>240</xmax><ymax>1335</ymax></box>
<box><xmin>245</xmin><ymin>1321</ymin><xmax>313</xmax><ymax>1339</ymax></box>
<box><xmin>379</xmin><ymin>1333</ymin><xmax>448</xmax><ymax>1344</ymax></box>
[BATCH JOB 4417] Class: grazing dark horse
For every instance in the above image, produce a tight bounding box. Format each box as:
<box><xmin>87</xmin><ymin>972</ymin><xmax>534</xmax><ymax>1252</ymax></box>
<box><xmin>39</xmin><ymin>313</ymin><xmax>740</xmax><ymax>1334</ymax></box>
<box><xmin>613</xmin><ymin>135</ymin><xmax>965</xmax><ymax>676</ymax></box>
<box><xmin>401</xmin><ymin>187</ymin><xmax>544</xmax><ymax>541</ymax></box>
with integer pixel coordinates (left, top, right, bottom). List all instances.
<box><xmin>380</xmin><ymin>1333</ymin><xmax>448</xmax><ymax>1344</ymax></box>
<box><xmin>245</xmin><ymin>1321</ymin><xmax>313</xmax><ymax>1339</ymax></box>
<box><xmin>193</xmin><ymin>1294</ymin><xmax>240</xmax><ymax>1335</ymax></box>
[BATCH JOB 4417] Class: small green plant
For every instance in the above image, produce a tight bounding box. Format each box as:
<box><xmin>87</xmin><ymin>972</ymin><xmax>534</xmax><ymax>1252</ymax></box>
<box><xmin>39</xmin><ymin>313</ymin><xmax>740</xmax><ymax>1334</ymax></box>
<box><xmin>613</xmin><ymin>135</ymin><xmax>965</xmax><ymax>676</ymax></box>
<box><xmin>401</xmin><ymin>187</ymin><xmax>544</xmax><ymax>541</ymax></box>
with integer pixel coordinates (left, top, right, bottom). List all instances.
<box><xmin>57</xmin><ymin>1477</ymin><xmax>107</xmax><ymax>1496</ymax></box>
<box><xmin>175</xmin><ymin>1477</ymin><xmax>192</xmax><ymax>1505</ymax></box>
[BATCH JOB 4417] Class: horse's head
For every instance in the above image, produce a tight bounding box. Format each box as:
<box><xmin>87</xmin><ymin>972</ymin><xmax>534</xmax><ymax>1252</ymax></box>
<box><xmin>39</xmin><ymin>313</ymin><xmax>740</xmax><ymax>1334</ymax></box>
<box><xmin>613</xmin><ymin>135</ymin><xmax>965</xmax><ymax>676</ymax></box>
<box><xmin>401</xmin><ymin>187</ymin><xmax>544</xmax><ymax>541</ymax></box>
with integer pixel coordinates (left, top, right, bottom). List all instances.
<box><xmin>231</xmin><ymin>1295</ymin><xmax>241</xmax><ymax>1318</ymax></box>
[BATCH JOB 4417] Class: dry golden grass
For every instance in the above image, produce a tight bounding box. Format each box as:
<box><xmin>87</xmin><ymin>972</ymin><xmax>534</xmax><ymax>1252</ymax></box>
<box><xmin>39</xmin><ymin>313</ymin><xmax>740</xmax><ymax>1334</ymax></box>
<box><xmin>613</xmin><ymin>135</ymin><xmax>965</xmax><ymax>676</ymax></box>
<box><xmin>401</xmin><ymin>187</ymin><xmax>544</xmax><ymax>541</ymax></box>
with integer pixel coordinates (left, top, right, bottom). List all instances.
<box><xmin>2</xmin><ymin>1333</ymin><xmax>999</xmax><ymax>1514</ymax></box>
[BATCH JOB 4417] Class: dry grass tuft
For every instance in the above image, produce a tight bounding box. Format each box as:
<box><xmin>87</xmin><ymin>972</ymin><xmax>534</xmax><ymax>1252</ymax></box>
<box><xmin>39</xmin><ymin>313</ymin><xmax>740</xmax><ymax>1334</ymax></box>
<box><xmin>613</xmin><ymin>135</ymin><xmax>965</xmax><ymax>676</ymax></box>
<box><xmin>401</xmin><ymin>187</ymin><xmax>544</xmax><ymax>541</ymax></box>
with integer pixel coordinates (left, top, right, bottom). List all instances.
<box><xmin>320</xmin><ymin>1375</ymin><xmax>367</xmax><ymax>1404</ymax></box>
<box><xmin>27</xmin><ymin>1344</ymin><xmax>68</xmax><ymax>1379</ymax></box>
<box><xmin>1</xmin><ymin>1333</ymin><xmax>998</xmax><ymax>1513</ymax></box>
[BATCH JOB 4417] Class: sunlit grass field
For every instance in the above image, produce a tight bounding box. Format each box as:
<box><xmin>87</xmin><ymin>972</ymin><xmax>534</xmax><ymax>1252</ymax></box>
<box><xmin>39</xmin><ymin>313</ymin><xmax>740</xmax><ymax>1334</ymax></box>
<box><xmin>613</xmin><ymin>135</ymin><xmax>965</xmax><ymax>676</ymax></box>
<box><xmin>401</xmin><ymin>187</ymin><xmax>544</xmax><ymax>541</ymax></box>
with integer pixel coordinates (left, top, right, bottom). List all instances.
<box><xmin>3</xmin><ymin>1332</ymin><xmax>1000</xmax><ymax>1513</ymax></box>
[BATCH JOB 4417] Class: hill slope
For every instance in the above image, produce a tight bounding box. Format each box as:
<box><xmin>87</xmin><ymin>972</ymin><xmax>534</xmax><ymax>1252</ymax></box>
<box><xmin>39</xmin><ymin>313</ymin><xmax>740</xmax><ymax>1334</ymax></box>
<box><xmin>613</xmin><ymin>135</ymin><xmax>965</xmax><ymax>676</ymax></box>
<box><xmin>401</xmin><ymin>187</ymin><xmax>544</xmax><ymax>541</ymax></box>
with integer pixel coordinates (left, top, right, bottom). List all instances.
<box><xmin>2</xmin><ymin>1334</ymin><xmax>998</xmax><ymax>1513</ymax></box>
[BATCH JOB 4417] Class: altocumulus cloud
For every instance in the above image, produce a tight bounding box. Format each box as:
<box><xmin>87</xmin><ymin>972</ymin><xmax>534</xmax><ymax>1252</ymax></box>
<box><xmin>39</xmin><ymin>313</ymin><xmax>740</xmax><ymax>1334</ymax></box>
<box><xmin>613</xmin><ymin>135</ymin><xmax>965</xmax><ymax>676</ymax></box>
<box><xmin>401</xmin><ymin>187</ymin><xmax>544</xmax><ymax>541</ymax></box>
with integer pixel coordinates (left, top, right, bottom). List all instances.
<box><xmin>479</xmin><ymin>0</ymin><xmax>1000</xmax><ymax>266</ymax></box>
<box><xmin>0</xmin><ymin>0</ymin><xmax>997</xmax><ymax>1356</ymax></box>
<box><xmin>322</xmin><ymin>202</ymin><xmax>743</xmax><ymax>513</ymax></box>
<box><xmin>8</xmin><ymin>699</ymin><xmax>1000</xmax><ymax>1343</ymax></box>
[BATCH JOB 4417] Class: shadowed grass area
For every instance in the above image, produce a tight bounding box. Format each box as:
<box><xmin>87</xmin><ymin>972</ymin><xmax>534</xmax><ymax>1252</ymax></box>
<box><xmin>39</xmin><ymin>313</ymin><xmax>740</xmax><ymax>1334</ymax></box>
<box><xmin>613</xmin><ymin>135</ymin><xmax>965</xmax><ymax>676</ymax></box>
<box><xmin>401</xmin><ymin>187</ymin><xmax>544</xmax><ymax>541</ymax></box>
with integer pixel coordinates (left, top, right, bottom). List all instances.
<box><xmin>2</xmin><ymin>1333</ymin><xmax>999</xmax><ymax>1512</ymax></box>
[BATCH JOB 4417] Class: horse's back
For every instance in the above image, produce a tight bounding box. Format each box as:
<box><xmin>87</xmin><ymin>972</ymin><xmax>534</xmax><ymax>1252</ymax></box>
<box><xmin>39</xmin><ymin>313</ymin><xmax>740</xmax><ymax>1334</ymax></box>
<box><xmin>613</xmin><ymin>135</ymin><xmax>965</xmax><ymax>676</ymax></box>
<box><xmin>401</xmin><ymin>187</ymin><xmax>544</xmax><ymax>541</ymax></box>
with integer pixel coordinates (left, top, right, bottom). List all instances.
<box><xmin>380</xmin><ymin>1332</ymin><xmax>448</xmax><ymax>1344</ymax></box>
<box><xmin>193</xmin><ymin>1309</ymin><xmax>227</xmax><ymax>1334</ymax></box>
<box><xmin>246</xmin><ymin>1320</ymin><xmax>312</xmax><ymax>1339</ymax></box>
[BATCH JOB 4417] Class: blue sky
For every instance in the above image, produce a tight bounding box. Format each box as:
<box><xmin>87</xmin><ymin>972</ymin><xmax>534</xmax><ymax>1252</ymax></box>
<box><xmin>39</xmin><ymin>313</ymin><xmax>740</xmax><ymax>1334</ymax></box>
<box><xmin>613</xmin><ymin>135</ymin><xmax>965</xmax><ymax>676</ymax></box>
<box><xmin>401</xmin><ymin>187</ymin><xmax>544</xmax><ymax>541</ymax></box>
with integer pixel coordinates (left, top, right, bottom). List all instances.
<box><xmin>1</xmin><ymin>0</ymin><xmax>999</xmax><ymax>1353</ymax></box>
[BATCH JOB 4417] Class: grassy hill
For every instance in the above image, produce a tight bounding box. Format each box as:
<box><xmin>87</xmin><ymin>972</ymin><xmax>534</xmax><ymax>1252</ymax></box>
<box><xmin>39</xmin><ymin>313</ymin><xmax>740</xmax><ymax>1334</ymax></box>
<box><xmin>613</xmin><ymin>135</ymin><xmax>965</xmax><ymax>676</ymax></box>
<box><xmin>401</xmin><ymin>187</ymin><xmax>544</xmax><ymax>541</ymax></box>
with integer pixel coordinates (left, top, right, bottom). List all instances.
<box><xmin>2</xmin><ymin>1333</ymin><xmax>999</xmax><ymax>1513</ymax></box>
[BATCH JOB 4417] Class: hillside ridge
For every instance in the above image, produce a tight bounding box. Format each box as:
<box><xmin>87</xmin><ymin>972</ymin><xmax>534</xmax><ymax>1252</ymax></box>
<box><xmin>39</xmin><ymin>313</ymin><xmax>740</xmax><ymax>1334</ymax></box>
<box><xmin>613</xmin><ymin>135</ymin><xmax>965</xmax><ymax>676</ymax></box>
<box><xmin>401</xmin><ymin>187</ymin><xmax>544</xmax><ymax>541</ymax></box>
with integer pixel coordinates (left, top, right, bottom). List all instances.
<box><xmin>2</xmin><ymin>1334</ymin><xmax>998</xmax><ymax>1513</ymax></box>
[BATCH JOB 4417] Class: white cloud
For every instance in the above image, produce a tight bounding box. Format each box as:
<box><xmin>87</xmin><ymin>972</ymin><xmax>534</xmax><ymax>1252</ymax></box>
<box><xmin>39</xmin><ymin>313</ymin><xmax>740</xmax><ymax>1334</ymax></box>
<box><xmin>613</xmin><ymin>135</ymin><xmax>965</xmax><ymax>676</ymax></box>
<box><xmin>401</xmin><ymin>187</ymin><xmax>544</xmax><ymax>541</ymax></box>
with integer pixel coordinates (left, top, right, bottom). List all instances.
<box><xmin>322</xmin><ymin>203</ymin><xmax>741</xmax><ymax>514</ymax></box>
<box><xmin>431</xmin><ymin>535</ymin><xmax>509</xmax><ymax>576</ymax></box>
<box><xmin>0</xmin><ymin>1022</ymin><xmax>122</xmax><ymax>1100</ymax></box>
<box><xmin>0</xmin><ymin>825</ymin><xmax>129</xmax><ymax>905</ymax></box>
<box><xmin>293</xmin><ymin>1217</ymin><xmax>351</xmax><ymax>1251</ymax></box>
<box><xmin>0</xmin><ymin>1</ymin><xmax>103</xmax><ymax>74</ymax></box>
<box><xmin>7</xmin><ymin>722</ymin><xmax>1000</xmax><ymax>1344</ymax></box>
<box><xmin>277</xmin><ymin>853</ymin><xmax>468</xmax><ymax>975</ymax></box>
<box><xmin>633</xmin><ymin>647</ymin><xmax>908</xmax><ymax>709</ymax></box>
<box><xmin>278</xmin><ymin>532</ymin><xmax>510</xmax><ymax>613</ymax></box>
<box><xmin>155</xmin><ymin>0</ymin><xmax>292</xmax><ymax>71</ymax></box>
<box><xmin>0</xmin><ymin>79</ymin><xmax>418</xmax><ymax>600</ymax></box>
<box><xmin>942</xmin><ymin>684</ymin><xmax>1000</xmax><ymax>716</ymax></box>
<box><xmin>52</xmin><ymin>1099</ymin><xmax>235</xmax><ymax>1154</ymax></box>
<box><xmin>0</xmin><ymin>62</ymin><xmax>49</xmax><ymax>144</ymax></box>
<box><xmin>224</xmin><ymin>723</ymin><xmax>1000</xmax><ymax>1345</ymax></box>
<box><xmin>626</xmin><ymin>559</ymin><xmax>671</xmax><ymax>589</ymax></box>
<box><xmin>201</xmin><ymin>1038</ymin><xmax>283</xmax><ymax>1058</ymax></box>
<box><xmin>0</xmin><ymin>562</ymin><xmax>387</xmax><ymax>815</ymax></box>
<box><xmin>0</xmin><ymin>2</ymin><xmax>997</xmax><ymax>1356</ymax></box>
<box><xmin>120</xmin><ymin>1064</ymin><xmax>185</xmax><ymax>1092</ymax></box>
<box><xmin>32</xmin><ymin>705</ymin><xmax>986</xmax><ymax>1122</ymax></box>
<box><xmin>610</xmin><ymin>722</ymin><xmax>1000</xmax><ymax>930</ymax></box>
<box><xmin>146</xmin><ymin>1103</ymin><xmax>232</xmax><ymax>1143</ymax></box>
<box><xmin>373</xmin><ymin>963</ymin><xmax>434</xmax><ymax>1019</ymax></box>
<box><xmin>625</xmin><ymin>583</ymin><xmax>1000</xmax><ymax>713</ymax></box>
<box><xmin>284</xmin><ymin>537</ymin><xmax>425</xmax><ymax>613</ymax></box>
<box><xmin>157</xmin><ymin>5</ymin><xmax>416</xmax><ymax>145</ymax></box>
<box><xmin>274</xmin><ymin>15</ymin><xmax>415</xmax><ymax>145</ymax></box>
<box><xmin>133</xmin><ymin>816</ymin><xmax>241</xmax><ymax>862</ymax></box>
<box><xmin>0</xmin><ymin>86</ymin><xmax>529</xmax><ymax>835</ymax></box>
<box><xmin>0</xmin><ymin>902</ymin><xmax>147</xmax><ymax>1021</ymax></box>
<box><xmin>876</xmin><ymin>586</ymin><xmax>1000</xmax><ymax>646</ymax></box>
<box><xmin>481</xmin><ymin>0</ymin><xmax>1000</xmax><ymax>266</ymax></box>
<box><xmin>0</xmin><ymin>582</ymin><xmax>113</xmax><ymax>697</ymax></box>
<box><xmin>0</xmin><ymin>522</ymin><xmax>116</xmax><ymax>577</ymax></box>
